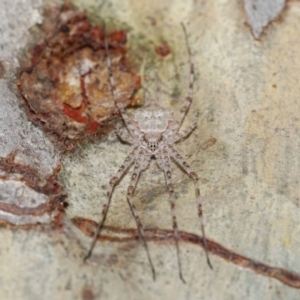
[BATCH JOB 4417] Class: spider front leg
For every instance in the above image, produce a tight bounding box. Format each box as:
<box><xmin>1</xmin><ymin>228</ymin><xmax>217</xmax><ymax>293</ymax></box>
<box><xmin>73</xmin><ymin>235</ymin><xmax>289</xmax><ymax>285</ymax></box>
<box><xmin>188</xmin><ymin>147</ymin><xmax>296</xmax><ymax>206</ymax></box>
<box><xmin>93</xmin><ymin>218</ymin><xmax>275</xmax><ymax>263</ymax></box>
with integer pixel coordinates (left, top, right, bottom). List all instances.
<box><xmin>115</xmin><ymin>122</ymin><xmax>134</xmax><ymax>144</ymax></box>
<box><xmin>126</xmin><ymin>153</ymin><xmax>156</xmax><ymax>280</ymax></box>
<box><xmin>170</xmin><ymin>23</ymin><xmax>195</xmax><ymax>134</ymax></box>
<box><xmin>168</xmin><ymin>145</ymin><xmax>213</xmax><ymax>269</ymax></box>
<box><xmin>158</xmin><ymin>149</ymin><xmax>186</xmax><ymax>283</ymax></box>
<box><xmin>171</xmin><ymin>112</ymin><xmax>199</xmax><ymax>143</ymax></box>
<box><xmin>104</xmin><ymin>30</ymin><xmax>140</xmax><ymax>139</ymax></box>
<box><xmin>84</xmin><ymin>147</ymin><xmax>137</xmax><ymax>261</ymax></box>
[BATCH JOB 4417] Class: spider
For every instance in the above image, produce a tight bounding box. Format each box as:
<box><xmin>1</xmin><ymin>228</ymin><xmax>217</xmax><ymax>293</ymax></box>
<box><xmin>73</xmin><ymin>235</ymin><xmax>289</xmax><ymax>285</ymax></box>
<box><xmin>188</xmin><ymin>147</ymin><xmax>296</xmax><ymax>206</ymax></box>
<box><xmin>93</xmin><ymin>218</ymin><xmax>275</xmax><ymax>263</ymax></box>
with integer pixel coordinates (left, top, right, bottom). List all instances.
<box><xmin>84</xmin><ymin>23</ymin><xmax>212</xmax><ymax>283</ymax></box>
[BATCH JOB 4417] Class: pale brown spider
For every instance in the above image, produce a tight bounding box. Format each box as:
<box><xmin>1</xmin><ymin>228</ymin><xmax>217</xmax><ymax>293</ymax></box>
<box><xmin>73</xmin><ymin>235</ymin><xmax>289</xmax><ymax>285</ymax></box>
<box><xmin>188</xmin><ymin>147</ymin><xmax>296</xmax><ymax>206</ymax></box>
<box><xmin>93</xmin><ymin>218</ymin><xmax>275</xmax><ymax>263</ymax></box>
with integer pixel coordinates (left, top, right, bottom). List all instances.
<box><xmin>85</xmin><ymin>24</ymin><xmax>212</xmax><ymax>283</ymax></box>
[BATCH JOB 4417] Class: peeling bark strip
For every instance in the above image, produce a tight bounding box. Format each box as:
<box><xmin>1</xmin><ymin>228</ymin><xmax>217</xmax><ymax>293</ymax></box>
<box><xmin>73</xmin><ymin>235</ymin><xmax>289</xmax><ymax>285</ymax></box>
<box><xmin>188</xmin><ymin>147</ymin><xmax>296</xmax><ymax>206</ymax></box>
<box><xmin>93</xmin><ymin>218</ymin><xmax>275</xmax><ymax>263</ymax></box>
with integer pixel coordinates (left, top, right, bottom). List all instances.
<box><xmin>17</xmin><ymin>7</ymin><xmax>140</xmax><ymax>142</ymax></box>
<box><xmin>73</xmin><ymin>217</ymin><xmax>300</xmax><ymax>289</ymax></box>
<box><xmin>0</xmin><ymin>154</ymin><xmax>66</xmax><ymax>225</ymax></box>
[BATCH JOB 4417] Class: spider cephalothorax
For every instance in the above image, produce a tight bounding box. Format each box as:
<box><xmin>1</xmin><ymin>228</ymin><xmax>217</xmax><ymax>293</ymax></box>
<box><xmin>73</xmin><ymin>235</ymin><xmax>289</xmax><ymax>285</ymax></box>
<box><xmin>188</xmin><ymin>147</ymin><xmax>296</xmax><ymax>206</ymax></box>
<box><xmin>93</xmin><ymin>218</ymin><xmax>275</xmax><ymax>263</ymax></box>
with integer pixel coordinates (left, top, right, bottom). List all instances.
<box><xmin>85</xmin><ymin>24</ymin><xmax>212</xmax><ymax>283</ymax></box>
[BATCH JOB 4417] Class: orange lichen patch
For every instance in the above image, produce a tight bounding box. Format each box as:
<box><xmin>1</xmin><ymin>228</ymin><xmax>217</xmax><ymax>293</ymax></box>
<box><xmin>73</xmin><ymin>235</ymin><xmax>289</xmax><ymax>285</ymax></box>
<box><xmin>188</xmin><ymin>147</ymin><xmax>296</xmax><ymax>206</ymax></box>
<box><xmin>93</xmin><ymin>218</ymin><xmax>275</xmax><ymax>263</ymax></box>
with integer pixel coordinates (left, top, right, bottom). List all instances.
<box><xmin>0</xmin><ymin>154</ymin><xmax>66</xmax><ymax>226</ymax></box>
<box><xmin>18</xmin><ymin>8</ymin><xmax>140</xmax><ymax>141</ymax></box>
<box><xmin>110</xmin><ymin>31</ymin><xmax>127</xmax><ymax>45</ymax></box>
<box><xmin>129</xmin><ymin>97</ymin><xmax>142</xmax><ymax>107</ymax></box>
<box><xmin>81</xmin><ymin>287</ymin><xmax>95</xmax><ymax>300</ymax></box>
<box><xmin>200</xmin><ymin>138</ymin><xmax>217</xmax><ymax>150</ymax></box>
<box><xmin>155</xmin><ymin>43</ymin><xmax>171</xmax><ymax>57</ymax></box>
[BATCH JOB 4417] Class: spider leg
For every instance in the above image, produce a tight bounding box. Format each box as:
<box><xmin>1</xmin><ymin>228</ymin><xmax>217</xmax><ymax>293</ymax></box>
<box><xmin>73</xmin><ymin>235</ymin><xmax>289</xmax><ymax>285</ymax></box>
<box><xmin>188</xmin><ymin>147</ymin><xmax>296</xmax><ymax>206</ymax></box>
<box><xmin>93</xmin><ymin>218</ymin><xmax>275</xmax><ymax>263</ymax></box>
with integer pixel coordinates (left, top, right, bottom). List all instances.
<box><xmin>141</xmin><ymin>75</ymin><xmax>152</xmax><ymax>107</ymax></box>
<box><xmin>104</xmin><ymin>30</ymin><xmax>140</xmax><ymax>139</ymax></box>
<box><xmin>171</xmin><ymin>112</ymin><xmax>199</xmax><ymax>143</ymax></box>
<box><xmin>155</xmin><ymin>72</ymin><xmax>161</xmax><ymax>107</ymax></box>
<box><xmin>158</xmin><ymin>149</ymin><xmax>186</xmax><ymax>283</ymax></box>
<box><xmin>168</xmin><ymin>23</ymin><xmax>195</xmax><ymax>135</ymax></box>
<box><xmin>168</xmin><ymin>145</ymin><xmax>213</xmax><ymax>269</ymax></box>
<box><xmin>126</xmin><ymin>153</ymin><xmax>156</xmax><ymax>280</ymax></box>
<box><xmin>115</xmin><ymin>122</ymin><xmax>135</xmax><ymax>144</ymax></box>
<box><xmin>84</xmin><ymin>147</ymin><xmax>137</xmax><ymax>261</ymax></box>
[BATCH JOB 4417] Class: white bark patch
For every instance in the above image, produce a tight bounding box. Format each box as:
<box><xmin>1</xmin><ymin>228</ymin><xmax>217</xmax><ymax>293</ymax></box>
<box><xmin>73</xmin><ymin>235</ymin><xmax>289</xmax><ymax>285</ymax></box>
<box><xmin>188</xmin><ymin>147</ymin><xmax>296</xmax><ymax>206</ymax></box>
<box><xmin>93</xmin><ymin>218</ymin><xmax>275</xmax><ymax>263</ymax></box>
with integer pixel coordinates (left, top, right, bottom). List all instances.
<box><xmin>244</xmin><ymin>0</ymin><xmax>286</xmax><ymax>39</ymax></box>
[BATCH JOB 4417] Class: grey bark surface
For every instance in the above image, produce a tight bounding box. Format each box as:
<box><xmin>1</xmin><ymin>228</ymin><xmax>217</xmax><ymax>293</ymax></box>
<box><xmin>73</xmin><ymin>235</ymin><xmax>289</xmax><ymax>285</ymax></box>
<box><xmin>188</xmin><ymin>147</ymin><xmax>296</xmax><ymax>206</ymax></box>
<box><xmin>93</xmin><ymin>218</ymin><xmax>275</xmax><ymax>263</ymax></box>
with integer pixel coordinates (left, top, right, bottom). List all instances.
<box><xmin>1</xmin><ymin>0</ymin><xmax>300</xmax><ymax>299</ymax></box>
